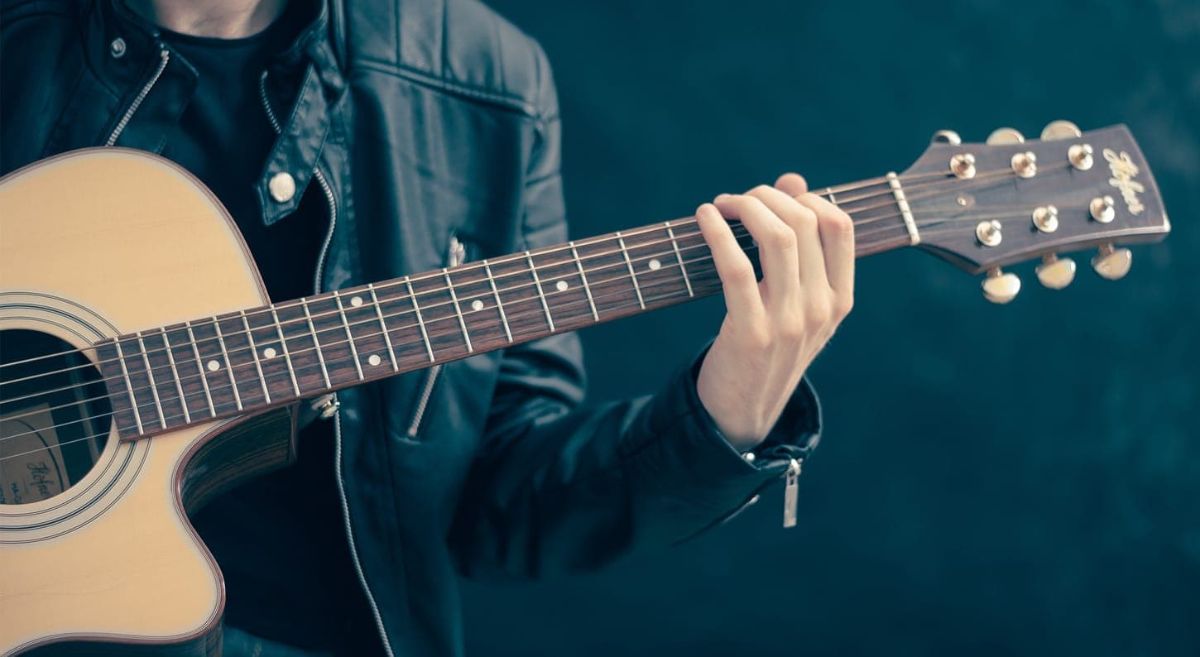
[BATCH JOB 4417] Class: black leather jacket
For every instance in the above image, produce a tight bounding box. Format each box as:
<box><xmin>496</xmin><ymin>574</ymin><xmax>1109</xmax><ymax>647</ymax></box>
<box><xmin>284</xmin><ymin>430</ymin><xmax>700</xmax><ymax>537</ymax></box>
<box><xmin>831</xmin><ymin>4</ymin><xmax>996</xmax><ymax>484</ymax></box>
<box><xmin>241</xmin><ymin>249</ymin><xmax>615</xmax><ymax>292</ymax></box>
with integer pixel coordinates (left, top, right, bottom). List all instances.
<box><xmin>1</xmin><ymin>1</ymin><xmax>822</xmax><ymax>655</ymax></box>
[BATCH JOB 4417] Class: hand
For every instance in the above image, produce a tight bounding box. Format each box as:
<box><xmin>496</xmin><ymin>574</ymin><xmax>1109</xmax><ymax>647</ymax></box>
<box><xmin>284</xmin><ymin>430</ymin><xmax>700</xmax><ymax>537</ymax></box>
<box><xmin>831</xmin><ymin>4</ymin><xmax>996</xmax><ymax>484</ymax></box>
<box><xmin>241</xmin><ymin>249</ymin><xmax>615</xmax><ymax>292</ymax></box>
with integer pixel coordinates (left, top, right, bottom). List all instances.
<box><xmin>695</xmin><ymin>173</ymin><xmax>855</xmax><ymax>451</ymax></box>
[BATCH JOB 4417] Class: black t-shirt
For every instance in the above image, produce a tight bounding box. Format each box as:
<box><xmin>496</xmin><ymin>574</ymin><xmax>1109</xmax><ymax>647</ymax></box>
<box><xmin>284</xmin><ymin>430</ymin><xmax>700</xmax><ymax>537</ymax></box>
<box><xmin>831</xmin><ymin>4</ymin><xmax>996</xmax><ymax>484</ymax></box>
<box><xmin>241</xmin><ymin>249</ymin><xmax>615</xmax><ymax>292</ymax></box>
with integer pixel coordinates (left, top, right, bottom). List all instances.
<box><xmin>159</xmin><ymin>15</ymin><xmax>384</xmax><ymax>657</ymax></box>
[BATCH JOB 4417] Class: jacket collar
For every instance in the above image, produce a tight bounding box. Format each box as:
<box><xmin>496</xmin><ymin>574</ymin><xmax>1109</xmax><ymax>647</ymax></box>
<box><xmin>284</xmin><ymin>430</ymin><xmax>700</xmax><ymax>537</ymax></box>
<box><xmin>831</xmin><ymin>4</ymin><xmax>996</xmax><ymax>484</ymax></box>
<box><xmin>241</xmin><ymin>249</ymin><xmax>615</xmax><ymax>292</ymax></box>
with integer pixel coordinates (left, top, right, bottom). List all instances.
<box><xmin>89</xmin><ymin>0</ymin><xmax>346</xmax><ymax>227</ymax></box>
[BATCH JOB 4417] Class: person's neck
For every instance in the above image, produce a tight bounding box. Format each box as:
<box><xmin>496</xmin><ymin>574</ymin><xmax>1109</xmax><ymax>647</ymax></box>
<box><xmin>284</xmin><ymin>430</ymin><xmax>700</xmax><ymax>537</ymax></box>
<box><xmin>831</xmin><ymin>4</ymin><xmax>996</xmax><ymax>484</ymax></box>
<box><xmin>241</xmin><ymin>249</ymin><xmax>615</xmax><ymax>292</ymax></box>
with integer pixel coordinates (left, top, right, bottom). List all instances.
<box><xmin>128</xmin><ymin>0</ymin><xmax>288</xmax><ymax>38</ymax></box>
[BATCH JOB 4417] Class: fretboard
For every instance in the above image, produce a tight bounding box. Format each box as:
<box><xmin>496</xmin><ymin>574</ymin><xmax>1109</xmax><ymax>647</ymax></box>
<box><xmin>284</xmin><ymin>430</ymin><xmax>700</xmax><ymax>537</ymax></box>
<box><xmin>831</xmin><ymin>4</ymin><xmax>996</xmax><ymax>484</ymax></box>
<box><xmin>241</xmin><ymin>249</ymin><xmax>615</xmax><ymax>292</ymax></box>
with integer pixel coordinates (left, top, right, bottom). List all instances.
<box><xmin>97</xmin><ymin>176</ymin><xmax>916</xmax><ymax>440</ymax></box>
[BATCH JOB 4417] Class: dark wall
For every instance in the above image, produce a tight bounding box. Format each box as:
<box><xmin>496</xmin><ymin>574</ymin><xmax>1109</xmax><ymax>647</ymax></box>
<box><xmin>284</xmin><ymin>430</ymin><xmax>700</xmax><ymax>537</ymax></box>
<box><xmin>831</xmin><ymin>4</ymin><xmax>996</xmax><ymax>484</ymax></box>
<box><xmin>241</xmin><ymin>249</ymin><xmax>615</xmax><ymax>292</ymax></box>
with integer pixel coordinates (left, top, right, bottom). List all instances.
<box><xmin>462</xmin><ymin>1</ymin><xmax>1200</xmax><ymax>655</ymax></box>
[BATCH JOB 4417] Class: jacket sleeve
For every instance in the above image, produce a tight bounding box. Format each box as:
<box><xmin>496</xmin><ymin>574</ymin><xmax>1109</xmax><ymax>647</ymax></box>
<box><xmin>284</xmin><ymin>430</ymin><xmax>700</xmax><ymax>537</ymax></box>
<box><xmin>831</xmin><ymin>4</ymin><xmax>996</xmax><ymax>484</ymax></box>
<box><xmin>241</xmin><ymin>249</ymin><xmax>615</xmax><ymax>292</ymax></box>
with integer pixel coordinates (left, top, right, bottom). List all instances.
<box><xmin>447</xmin><ymin>45</ymin><xmax>821</xmax><ymax>580</ymax></box>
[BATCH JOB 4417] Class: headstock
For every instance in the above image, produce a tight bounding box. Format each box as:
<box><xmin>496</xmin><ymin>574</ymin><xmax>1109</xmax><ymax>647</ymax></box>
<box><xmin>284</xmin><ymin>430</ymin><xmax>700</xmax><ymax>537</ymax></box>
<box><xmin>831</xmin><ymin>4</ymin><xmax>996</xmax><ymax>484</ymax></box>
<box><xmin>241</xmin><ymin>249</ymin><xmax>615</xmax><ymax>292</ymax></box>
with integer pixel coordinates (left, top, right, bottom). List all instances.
<box><xmin>900</xmin><ymin>121</ymin><xmax>1169</xmax><ymax>303</ymax></box>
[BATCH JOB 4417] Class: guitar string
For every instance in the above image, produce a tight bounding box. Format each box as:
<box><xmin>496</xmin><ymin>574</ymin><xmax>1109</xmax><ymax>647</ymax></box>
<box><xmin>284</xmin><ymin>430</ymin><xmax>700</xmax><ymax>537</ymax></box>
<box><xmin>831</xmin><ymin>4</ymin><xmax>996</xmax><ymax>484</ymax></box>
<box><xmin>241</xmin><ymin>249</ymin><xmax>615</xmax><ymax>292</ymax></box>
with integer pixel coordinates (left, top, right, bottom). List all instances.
<box><xmin>0</xmin><ymin>250</ymin><xmax>758</xmax><ymax>458</ymax></box>
<box><xmin>0</xmin><ymin>163</ymin><xmax>1033</xmax><ymax>373</ymax></box>
<box><xmin>0</xmin><ymin>167</ymin><xmax>1088</xmax><ymax>411</ymax></box>
<box><xmin>0</xmin><ymin>223</ymin><xmax>819</xmax><ymax>409</ymax></box>
<box><xmin>0</xmin><ymin>196</ymin><xmax>1088</xmax><ymax>444</ymax></box>
<box><xmin>0</xmin><ymin>234</ymin><xmax>765</xmax><ymax>435</ymax></box>
<box><xmin>2</xmin><ymin>179</ymin><xmax>1044</xmax><ymax>411</ymax></box>
<box><xmin>0</xmin><ymin>165</ymin><xmax>1060</xmax><ymax>408</ymax></box>
<box><xmin>0</xmin><ymin>183</ymin><xmax>1086</xmax><ymax>409</ymax></box>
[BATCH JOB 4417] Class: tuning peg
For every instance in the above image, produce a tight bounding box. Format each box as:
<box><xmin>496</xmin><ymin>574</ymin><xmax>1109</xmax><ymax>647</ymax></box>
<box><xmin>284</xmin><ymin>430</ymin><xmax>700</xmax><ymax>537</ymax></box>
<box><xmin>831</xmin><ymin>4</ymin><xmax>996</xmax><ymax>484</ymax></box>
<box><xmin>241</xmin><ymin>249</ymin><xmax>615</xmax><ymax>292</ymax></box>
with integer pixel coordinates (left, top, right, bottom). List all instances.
<box><xmin>1091</xmin><ymin>244</ymin><xmax>1132</xmax><ymax>280</ymax></box>
<box><xmin>1035</xmin><ymin>254</ymin><xmax>1077</xmax><ymax>289</ymax></box>
<box><xmin>982</xmin><ymin>268</ymin><xmax>1021</xmax><ymax>304</ymax></box>
<box><xmin>1041</xmin><ymin>120</ymin><xmax>1083</xmax><ymax>141</ymax></box>
<box><xmin>986</xmin><ymin>128</ymin><xmax>1025</xmax><ymax>145</ymax></box>
<box><xmin>932</xmin><ymin>129</ymin><xmax>962</xmax><ymax>145</ymax></box>
<box><xmin>1089</xmin><ymin>195</ymin><xmax>1117</xmax><ymax>223</ymax></box>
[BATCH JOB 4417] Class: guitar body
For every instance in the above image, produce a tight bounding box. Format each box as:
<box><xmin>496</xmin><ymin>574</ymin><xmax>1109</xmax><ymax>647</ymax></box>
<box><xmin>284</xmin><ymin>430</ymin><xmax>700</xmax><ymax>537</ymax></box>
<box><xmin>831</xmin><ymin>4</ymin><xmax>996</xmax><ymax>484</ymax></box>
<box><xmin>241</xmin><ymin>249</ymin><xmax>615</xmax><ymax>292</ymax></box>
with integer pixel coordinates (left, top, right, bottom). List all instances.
<box><xmin>0</xmin><ymin>149</ymin><xmax>298</xmax><ymax>656</ymax></box>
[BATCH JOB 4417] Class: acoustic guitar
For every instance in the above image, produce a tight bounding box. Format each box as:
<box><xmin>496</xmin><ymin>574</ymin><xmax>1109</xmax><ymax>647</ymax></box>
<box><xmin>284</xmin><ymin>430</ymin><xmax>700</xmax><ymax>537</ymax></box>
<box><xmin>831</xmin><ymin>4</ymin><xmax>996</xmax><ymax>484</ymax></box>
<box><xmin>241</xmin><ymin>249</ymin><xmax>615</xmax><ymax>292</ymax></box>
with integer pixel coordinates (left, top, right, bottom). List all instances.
<box><xmin>0</xmin><ymin>121</ymin><xmax>1169</xmax><ymax>655</ymax></box>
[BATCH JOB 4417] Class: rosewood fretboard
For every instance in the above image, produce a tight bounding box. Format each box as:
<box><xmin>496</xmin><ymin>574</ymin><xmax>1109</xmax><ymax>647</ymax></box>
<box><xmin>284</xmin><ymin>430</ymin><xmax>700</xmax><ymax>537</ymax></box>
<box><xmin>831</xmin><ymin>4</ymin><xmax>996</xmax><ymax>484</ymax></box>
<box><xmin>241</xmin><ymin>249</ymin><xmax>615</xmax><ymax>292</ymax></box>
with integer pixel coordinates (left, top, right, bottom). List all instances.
<box><xmin>96</xmin><ymin>178</ymin><xmax>914</xmax><ymax>440</ymax></box>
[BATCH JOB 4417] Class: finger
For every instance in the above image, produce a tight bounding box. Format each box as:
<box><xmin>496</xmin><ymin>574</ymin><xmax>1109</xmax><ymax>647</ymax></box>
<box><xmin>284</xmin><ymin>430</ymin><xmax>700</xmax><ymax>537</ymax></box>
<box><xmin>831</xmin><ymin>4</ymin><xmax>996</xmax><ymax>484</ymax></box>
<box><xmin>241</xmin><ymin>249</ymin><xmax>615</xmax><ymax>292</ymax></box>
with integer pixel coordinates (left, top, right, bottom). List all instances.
<box><xmin>774</xmin><ymin>172</ymin><xmax>808</xmax><ymax>197</ymax></box>
<box><xmin>796</xmin><ymin>192</ymin><xmax>855</xmax><ymax>306</ymax></box>
<box><xmin>695</xmin><ymin>203</ymin><xmax>764</xmax><ymax>319</ymax></box>
<box><xmin>746</xmin><ymin>184</ymin><xmax>828</xmax><ymax>292</ymax></box>
<box><xmin>712</xmin><ymin>193</ymin><xmax>800</xmax><ymax>305</ymax></box>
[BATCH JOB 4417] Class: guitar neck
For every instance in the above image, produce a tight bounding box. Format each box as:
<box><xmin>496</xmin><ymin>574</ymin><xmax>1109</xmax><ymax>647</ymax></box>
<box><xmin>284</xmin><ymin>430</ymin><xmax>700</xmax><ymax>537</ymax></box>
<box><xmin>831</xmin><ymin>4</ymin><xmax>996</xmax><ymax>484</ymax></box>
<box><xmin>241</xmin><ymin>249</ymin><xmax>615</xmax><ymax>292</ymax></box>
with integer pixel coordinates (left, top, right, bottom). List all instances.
<box><xmin>98</xmin><ymin>175</ymin><xmax>915</xmax><ymax>440</ymax></box>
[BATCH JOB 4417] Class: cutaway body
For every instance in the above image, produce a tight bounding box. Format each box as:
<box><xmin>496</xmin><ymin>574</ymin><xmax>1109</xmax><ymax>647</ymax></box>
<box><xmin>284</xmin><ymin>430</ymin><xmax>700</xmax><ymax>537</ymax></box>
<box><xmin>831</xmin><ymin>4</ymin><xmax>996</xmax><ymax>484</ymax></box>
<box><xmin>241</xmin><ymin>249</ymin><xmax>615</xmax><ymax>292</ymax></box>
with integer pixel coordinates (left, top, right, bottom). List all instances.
<box><xmin>0</xmin><ymin>150</ymin><xmax>295</xmax><ymax>656</ymax></box>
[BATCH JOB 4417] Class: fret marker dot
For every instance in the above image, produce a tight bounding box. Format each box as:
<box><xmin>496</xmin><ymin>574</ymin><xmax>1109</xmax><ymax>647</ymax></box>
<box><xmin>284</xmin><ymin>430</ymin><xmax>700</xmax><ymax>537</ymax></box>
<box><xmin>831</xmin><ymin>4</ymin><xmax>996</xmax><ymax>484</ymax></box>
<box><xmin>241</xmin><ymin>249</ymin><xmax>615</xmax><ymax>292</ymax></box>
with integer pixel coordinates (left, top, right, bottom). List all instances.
<box><xmin>368</xmin><ymin>354</ymin><xmax>382</xmax><ymax>367</ymax></box>
<box><xmin>555</xmin><ymin>280</ymin><xmax>569</xmax><ymax>292</ymax></box>
<box><xmin>350</xmin><ymin>296</ymin><xmax>363</xmax><ymax>307</ymax></box>
<box><xmin>648</xmin><ymin>258</ymin><xmax>662</xmax><ymax>271</ymax></box>
<box><xmin>471</xmin><ymin>299</ymin><xmax>485</xmax><ymax>311</ymax></box>
<box><xmin>207</xmin><ymin>360</ymin><xmax>220</xmax><ymax>372</ymax></box>
<box><xmin>263</xmin><ymin>347</ymin><xmax>277</xmax><ymax>359</ymax></box>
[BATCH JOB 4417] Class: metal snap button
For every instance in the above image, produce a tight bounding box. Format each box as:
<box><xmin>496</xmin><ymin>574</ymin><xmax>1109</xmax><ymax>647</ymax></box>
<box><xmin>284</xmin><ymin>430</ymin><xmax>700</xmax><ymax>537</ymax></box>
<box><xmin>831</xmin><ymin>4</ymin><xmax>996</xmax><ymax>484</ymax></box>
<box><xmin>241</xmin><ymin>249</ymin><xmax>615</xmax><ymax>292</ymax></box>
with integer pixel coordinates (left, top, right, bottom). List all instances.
<box><xmin>268</xmin><ymin>171</ymin><xmax>296</xmax><ymax>203</ymax></box>
<box><xmin>110</xmin><ymin>37</ymin><xmax>127</xmax><ymax>59</ymax></box>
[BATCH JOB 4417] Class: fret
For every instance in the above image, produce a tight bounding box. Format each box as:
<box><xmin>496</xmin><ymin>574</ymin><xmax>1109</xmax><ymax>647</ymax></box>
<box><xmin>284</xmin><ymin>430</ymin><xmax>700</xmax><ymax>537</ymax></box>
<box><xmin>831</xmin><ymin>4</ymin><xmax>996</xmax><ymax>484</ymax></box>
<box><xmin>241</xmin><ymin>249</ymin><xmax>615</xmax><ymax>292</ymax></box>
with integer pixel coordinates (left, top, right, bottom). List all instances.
<box><xmin>612</xmin><ymin>225</ymin><xmax>694</xmax><ymax>310</ymax></box>
<box><xmin>823</xmin><ymin>186</ymin><xmax>837</xmax><ymax>204</ymax></box>
<box><xmin>570</xmin><ymin>237</ymin><xmax>638</xmax><ymax>319</ymax></box>
<box><xmin>112</xmin><ymin>338</ymin><xmax>145</xmax><ymax>434</ymax></box>
<box><xmin>211</xmin><ymin>317</ymin><xmax>244</xmax><ymax>411</ymax></box>
<box><xmin>163</xmin><ymin>324</ymin><xmax>208</xmax><ymax>421</ymax></box>
<box><xmin>483</xmin><ymin>260</ymin><xmax>513</xmax><ymax>343</ymax></box>
<box><xmin>615</xmin><ymin>231</ymin><xmax>646</xmax><ymax>310</ymax></box>
<box><xmin>664</xmin><ymin>222</ymin><xmax>694</xmax><ymax>298</ymax></box>
<box><xmin>525</xmin><ymin>250</ymin><xmax>555</xmax><ymax>332</ymax></box>
<box><xmin>269</xmin><ymin>306</ymin><xmax>302</xmax><ymax>396</ymax></box>
<box><xmin>526</xmin><ymin>248</ymin><xmax>592</xmax><ymax>333</ymax></box>
<box><xmin>139</xmin><ymin>329</ymin><xmax>191</xmax><ymax>428</ymax></box>
<box><xmin>134</xmin><ymin>333</ymin><xmax>168</xmax><ymax>429</ymax></box>
<box><xmin>339</xmin><ymin>290</ymin><xmax>394</xmax><ymax>375</ymax></box>
<box><xmin>185</xmin><ymin>321</ymin><xmax>217</xmax><ymax>417</ymax></box>
<box><xmin>665</xmin><ymin>224</ymin><xmax>724</xmax><ymax>298</ymax></box>
<box><xmin>442</xmin><ymin>269</ymin><xmax>474</xmax><ymax>352</ymax></box>
<box><xmin>300</xmin><ymin>298</ymin><xmax>333</xmax><ymax>388</ymax></box>
<box><xmin>367</xmin><ymin>284</ymin><xmax>399</xmax><ymax>371</ymax></box>
<box><xmin>239</xmin><ymin>310</ymin><xmax>272</xmax><ymax>404</ymax></box>
<box><xmin>569</xmin><ymin>241</ymin><xmax>600</xmax><ymax>321</ymax></box>
<box><xmin>158</xmin><ymin>328</ymin><xmax>190</xmax><ymax>424</ymax></box>
<box><xmin>404</xmin><ymin>277</ymin><xmax>435</xmax><ymax>362</ymax></box>
<box><xmin>332</xmin><ymin>291</ymin><xmax>366</xmax><ymax>381</ymax></box>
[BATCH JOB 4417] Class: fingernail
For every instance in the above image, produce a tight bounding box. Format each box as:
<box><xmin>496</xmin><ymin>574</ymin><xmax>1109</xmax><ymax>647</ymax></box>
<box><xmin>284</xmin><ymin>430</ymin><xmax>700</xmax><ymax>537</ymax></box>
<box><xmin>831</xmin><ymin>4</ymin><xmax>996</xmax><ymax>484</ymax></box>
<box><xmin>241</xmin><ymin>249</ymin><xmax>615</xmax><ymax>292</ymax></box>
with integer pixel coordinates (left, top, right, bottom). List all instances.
<box><xmin>715</xmin><ymin>193</ymin><xmax>731</xmax><ymax>201</ymax></box>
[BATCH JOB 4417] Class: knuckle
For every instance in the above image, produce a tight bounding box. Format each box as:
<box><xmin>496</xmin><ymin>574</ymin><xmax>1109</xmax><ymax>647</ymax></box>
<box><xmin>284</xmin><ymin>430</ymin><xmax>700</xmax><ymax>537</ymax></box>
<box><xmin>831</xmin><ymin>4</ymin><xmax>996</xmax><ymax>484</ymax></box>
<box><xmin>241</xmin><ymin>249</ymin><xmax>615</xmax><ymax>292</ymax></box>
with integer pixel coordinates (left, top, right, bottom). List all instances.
<box><xmin>727</xmin><ymin>261</ymin><xmax>757</xmax><ymax>284</ymax></box>
<box><xmin>749</xmin><ymin>184</ymin><xmax>775</xmax><ymax>198</ymax></box>
<box><xmin>742</xmin><ymin>195</ymin><xmax>768</xmax><ymax>213</ymax></box>
<box><xmin>770</xmin><ymin>224</ymin><xmax>797</xmax><ymax>249</ymax></box>
<box><xmin>778</xmin><ymin>321</ymin><xmax>805</xmax><ymax>342</ymax></box>
<box><xmin>824</xmin><ymin>210</ymin><xmax>854</xmax><ymax>235</ymax></box>
<box><xmin>795</xmin><ymin>206</ymin><xmax>818</xmax><ymax>228</ymax></box>
<box><xmin>807</xmin><ymin>299</ymin><xmax>834</xmax><ymax>326</ymax></box>
<box><xmin>834</xmin><ymin>294</ymin><xmax>855</xmax><ymax>318</ymax></box>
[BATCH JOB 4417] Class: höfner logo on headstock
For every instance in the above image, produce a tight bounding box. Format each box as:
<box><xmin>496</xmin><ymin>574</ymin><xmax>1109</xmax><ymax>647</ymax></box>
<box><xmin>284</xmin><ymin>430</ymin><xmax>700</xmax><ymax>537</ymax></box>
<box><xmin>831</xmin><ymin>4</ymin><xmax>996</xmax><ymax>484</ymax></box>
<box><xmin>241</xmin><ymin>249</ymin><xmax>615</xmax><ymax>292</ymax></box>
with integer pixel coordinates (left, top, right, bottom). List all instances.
<box><xmin>1103</xmin><ymin>148</ymin><xmax>1146</xmax><ymax>215</ymax></box>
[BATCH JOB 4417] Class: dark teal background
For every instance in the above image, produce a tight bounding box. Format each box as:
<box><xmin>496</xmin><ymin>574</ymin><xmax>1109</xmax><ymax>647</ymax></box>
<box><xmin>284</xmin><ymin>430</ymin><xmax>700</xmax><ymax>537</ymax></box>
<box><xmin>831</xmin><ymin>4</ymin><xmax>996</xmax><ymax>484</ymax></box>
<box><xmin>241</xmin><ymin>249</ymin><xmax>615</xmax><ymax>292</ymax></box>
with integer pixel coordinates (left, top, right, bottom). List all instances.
<box><xmin>462</xmin><ymin>1</ymin><xmax>1199</xmax><ymax>655</ymax></box>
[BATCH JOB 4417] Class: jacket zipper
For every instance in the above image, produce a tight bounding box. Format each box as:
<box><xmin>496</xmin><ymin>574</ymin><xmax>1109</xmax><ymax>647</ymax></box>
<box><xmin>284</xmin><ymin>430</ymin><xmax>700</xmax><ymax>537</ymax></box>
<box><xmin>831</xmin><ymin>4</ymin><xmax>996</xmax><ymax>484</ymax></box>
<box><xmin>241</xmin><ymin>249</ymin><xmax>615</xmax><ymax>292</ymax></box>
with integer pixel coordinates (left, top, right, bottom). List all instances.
<box><xmin>783</xmin><ymin>458</ymin><xmax>802</xmax><ymax>528</ymax></box>
<box><xmin>260</xmin><ymin>71</ymin><xmax>397</xmax><ymax>657</ymax></box>
<box><xmin>405</xmin><ymin>235</ymin><xmax>466</xmax><ymax>439</ymax></box>
<box><xmin>105</xmin><ymin>47</ymin><xmax>170</xmax><ymax>146</ymax></box>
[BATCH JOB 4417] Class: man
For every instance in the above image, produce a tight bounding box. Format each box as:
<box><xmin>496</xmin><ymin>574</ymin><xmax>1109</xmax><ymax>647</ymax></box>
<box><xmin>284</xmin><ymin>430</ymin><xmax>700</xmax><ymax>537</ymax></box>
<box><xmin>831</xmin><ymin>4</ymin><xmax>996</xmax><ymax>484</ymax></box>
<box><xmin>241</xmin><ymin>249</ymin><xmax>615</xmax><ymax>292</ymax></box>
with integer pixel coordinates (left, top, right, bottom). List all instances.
<box><xmin>0</xmin><ymin>0</ymin><xmax>853</xmax><ymax>655</ymax></box>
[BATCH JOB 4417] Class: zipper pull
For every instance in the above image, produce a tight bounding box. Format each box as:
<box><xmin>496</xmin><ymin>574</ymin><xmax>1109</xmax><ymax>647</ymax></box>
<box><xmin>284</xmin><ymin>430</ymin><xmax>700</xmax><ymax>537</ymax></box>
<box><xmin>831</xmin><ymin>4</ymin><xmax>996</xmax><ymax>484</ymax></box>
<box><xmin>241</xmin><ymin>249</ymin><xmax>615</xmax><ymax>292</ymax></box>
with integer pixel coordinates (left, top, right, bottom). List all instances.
<box><xmin>783</xmin><ymin>458</ymin><xmax>802</xmax><ymax>528</ymax></box>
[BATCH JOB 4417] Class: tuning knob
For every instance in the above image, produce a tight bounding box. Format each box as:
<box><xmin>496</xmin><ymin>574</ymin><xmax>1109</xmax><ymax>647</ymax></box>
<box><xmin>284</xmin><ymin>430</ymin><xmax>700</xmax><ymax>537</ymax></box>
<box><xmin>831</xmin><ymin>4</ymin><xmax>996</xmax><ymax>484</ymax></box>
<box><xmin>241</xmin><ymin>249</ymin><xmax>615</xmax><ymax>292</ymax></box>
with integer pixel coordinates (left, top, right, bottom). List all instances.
<box><xmin>986</xmin><ymin>128</ymin><xmax>1025</xmax><ymax>144</ymax></box>
<box><xmin>1089</xmin><ymin>195</ymin><xmax>1117</xmax><ymax>223</ymax></box>
<box><xmin>932</xmin><ymin>129</ymin><xmax>962</xmax><ymax>145</ymax></box>
<box><xmin>982</xmin><ymin>268</ymin><xmax>1021</xmax><ymax>304</ymax></box>
<box><xmin>1035</xmin><ymin>254</ymin><xmax>1077</xmax><ymax>289</ymax></box>
<box><xmin>1041</xmin><ymin>120</ymin><xmax>1083</xmax><ymax>141</ymax></box>
<box><xmin>1091</xmin><ymin>244</ymin><xmax>1132</xmax><ymax>280</ymax></box>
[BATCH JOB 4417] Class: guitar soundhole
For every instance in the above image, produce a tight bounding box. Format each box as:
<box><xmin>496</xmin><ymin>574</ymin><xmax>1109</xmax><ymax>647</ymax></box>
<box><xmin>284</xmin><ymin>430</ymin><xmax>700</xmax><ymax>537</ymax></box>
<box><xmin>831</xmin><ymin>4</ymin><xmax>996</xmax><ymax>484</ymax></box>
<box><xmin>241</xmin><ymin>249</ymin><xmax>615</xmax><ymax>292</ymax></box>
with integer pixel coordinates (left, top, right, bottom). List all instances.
<box><xmin>0</xmin><ymin>329</ymin><xmax>113</xmax><ymax>505</ymax></box>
